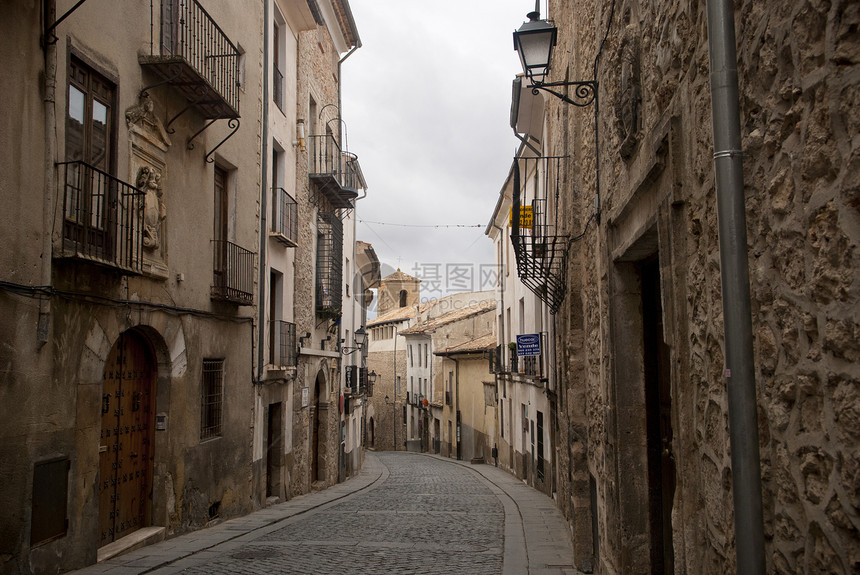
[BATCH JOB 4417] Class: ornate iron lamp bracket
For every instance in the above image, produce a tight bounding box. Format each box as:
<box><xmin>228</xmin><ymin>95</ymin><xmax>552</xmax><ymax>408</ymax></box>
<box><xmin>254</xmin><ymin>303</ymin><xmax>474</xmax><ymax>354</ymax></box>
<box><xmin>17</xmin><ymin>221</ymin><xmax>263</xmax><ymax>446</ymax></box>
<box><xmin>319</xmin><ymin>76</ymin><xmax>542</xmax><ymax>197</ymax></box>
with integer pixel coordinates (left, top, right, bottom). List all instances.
<box><xmin>528</xmin><ymin>80</ymin><xmax>597</xmax><ymax>108</ymax></box>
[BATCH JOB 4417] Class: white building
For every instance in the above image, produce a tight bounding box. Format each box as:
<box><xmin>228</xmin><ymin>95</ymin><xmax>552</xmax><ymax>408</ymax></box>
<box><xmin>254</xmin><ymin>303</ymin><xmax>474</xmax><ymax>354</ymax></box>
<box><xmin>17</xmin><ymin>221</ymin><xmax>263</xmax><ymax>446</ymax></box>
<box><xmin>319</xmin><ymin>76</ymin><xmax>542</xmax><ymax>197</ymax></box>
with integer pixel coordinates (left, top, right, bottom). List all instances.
<box><xmin>486</xmin><ymin>142</ymin><xmax>558</xmax><ymax>495</ymax></box>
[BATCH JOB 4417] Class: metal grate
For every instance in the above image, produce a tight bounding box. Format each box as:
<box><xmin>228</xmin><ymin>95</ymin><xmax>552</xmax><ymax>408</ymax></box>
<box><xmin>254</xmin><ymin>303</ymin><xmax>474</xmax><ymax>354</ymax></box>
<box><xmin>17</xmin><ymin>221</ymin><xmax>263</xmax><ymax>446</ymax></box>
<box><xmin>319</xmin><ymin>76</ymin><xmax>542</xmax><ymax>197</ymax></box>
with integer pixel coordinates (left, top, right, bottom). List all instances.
<box><xmin>269</xmin><ymin>321</ymin><xmax>296</xmax><ymax>367</ymax></box>
<box><xmin>315</xmin><ymin>211</ymin><xmax>343</xmax><ymax>318</ymax></box>
<box><xmin>511</xmin><ymin>156</ymin><xmax>569</xmax><ymax>314</ymax></box>
<box><xmin>201</xmin><ymin>359</ymin><xmax>224</xmax><ymax>440</ymax></box>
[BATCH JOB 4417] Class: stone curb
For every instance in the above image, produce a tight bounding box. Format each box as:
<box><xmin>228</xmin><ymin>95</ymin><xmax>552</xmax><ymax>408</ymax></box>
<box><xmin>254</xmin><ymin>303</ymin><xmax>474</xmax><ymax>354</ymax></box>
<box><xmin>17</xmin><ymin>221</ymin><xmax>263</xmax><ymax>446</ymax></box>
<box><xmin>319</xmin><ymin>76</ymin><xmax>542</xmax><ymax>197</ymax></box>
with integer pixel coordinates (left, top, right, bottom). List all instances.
<box><xmin>68</xmin><ymin>453</ymin><xmax>387</xmax><ymax>575</ymax></box>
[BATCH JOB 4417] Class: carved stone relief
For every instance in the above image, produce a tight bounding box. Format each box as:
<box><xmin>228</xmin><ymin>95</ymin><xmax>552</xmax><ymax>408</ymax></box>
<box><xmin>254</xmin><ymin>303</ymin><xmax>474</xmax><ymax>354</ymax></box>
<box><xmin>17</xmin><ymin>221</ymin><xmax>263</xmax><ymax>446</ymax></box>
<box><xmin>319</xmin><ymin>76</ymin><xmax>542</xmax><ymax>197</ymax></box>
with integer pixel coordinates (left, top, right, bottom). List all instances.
<box><xmin>615</xmin><ymin>6</ymin><xmax>642</xmax><ymax>161</ymax></box>
<box><xmin>126</xmin><ymin>93</ymin><xmax>171</xmax><ymax>279</ymax></box>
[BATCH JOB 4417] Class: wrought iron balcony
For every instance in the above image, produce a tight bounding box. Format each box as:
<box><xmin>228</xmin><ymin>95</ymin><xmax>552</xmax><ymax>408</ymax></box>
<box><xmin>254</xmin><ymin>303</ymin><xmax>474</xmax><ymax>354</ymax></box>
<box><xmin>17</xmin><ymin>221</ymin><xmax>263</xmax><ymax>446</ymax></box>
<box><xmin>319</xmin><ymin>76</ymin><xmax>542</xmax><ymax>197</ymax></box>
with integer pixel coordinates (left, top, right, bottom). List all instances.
<box><xmin>57</xmin><ymin>161</ymin><xmax>144</xmax><ymax>273</ymax></box>
<box><xmin>271</xmin><ymin>187</ymin><xmax>297</xmax><ymax>247</ymax></box>
<box><xmin>511</xmin><ymin>156</ymin><xmax>569</xmax><ymax>314</ymax></box>
<box><xmin>269</xmin><ymin>320</ymin><xmax>297</xmax><ymax>367</ymax></box>
<box><xmin>211</xmin><ymin>240</ymin><xmax>254</xmax><ymax>305</ymax></box>
<box><xmin>307</xmin><ymin>134</ymin><xmax>362</xmax><ymax>208</ymax></box>
<box><xmin>140</xmin><ymin>0</ymin><xmax>240</xmax><ymax>119</ymax></box>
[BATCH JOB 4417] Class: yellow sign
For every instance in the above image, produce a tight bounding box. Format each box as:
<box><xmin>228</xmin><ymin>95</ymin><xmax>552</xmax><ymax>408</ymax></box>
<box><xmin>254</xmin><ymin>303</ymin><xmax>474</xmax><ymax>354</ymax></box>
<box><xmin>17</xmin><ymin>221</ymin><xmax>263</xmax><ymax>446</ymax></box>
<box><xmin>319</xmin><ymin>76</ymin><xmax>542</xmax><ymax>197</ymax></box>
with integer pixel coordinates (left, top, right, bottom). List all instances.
<box><xmin>509</xmin><ymin>206</ymin><xmax>533</xmax><ymax>229</ymax></box>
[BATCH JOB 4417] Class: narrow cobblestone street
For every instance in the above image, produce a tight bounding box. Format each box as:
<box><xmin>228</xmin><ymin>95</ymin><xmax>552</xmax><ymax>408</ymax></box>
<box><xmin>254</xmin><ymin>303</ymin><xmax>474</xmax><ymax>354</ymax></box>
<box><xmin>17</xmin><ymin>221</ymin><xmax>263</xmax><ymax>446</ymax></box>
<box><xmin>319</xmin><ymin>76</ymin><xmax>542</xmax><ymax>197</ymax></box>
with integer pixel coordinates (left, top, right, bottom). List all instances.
<box><xmin>71</xmin><ymin>453</ymin><xmax>579</xmax><ymax>575</ymax></box>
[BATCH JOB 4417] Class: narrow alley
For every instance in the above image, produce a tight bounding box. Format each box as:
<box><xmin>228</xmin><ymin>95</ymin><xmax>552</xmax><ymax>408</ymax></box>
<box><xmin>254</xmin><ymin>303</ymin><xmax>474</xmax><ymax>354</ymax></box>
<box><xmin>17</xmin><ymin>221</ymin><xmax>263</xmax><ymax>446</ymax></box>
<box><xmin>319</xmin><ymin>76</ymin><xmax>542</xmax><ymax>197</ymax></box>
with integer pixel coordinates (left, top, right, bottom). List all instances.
<box><xmin>69</xmin><ymin>453</ymin><xmax>578</xmax><ymax>575</ymax></box>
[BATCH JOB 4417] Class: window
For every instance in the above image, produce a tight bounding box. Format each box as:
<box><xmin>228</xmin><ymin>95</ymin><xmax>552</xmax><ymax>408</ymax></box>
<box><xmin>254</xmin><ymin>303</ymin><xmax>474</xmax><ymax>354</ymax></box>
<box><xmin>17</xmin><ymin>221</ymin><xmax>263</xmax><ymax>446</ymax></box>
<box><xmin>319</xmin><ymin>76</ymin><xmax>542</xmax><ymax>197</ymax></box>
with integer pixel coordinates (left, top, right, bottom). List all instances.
<box><xmin>64</xmin><ymin>57</ymin><xmax>116</xmax><ymax>253</ymax></box>
<box><xmin>424</xmin><ymin>344</ymin><xmax>428</xmax><ymax>366</ymax></box>
<box><xmin>201</xmin><ymin>359</ymin><xmax>224</xmax><ymax>439</ymax></box>
<box><xmin>500</xmin><ymin>398</ymin><xmax>504</xmax><ymax>438</ymax></box>
<box><xmin>273</xmin><ymin>12</ymin><xmax>286</xmax><ymax>112</ymax></box>
<box><xmin>399</xmin><ymin>289</ymin><xmax>407</xmax><ymax>307</ymax></box>
<box><xmin>418</xmin><ymin>344</ymin><xmax>422</xmax><ymax>367</ymax></box>
<box><xmin>409</xmin><ymin>345</ymin><xmax>413</xmax><ymax>367</ymax></box>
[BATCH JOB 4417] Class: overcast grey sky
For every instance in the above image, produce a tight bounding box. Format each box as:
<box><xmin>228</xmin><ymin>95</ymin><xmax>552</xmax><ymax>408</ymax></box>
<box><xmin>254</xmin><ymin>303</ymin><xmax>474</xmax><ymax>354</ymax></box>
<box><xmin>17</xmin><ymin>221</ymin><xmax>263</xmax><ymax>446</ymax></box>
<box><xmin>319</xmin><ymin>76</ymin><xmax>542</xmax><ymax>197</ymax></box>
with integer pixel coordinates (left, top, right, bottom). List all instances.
<box><xmin>342</xmin><ymin>1</ymin><xmax>535</xmax><ymax>302</ymax></box>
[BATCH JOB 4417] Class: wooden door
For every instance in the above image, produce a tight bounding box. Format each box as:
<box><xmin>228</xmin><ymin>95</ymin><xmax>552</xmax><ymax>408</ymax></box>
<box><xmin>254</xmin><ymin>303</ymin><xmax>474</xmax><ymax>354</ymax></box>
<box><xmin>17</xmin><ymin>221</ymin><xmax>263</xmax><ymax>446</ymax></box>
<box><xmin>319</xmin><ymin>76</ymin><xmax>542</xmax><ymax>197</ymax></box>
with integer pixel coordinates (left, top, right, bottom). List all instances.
<box><xmin>99</xmin><ymin>331</ymin><xmax>155</xmax><ymax>545</ymax></box>
<box><xmin>642</xmin><ymin>257</ymin><xmax>676</xmax><ymax>574</ymax></box>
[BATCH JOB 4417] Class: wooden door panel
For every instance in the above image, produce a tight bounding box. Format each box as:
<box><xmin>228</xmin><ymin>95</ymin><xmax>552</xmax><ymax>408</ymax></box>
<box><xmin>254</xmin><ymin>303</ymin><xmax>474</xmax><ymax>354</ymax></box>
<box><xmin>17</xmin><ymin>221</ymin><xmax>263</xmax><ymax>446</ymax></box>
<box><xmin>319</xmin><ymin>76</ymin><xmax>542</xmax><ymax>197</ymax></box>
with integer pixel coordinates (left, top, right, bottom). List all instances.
<box><xmin>99</xmin><ymin>332</ymin><xmax>155</xmax><ymax>545</ymax></box>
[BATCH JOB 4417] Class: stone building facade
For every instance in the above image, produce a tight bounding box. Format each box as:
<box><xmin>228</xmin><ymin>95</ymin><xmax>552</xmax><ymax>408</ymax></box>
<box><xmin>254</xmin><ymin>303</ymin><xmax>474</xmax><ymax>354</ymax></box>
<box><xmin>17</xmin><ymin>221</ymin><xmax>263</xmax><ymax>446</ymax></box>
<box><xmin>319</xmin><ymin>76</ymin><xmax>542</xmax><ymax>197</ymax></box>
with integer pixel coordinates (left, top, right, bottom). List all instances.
<box><xmin>0</xmin><ymin>1</ymin><xmax>369</xmax><ymax>573</ymax></box>
<box><xmin>518</xmin><ymin>0</ymin><xmax>860</xmax><ymax>574</ymax></box>
<box><xmin>0</xmin><ymin>1</ymin><xmax>264</xmax><ymax>572</ymax></box>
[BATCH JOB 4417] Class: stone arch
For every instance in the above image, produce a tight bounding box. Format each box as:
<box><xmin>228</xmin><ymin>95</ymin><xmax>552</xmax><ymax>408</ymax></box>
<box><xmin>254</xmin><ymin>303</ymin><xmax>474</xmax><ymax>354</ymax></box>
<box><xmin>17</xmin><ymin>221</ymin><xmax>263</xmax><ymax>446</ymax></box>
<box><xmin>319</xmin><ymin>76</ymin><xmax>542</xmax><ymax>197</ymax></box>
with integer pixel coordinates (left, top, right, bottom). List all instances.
<box><xmin>310</xmin><ymin>368</ymin><xmax>329</xmax><ymax>484</ymax></box>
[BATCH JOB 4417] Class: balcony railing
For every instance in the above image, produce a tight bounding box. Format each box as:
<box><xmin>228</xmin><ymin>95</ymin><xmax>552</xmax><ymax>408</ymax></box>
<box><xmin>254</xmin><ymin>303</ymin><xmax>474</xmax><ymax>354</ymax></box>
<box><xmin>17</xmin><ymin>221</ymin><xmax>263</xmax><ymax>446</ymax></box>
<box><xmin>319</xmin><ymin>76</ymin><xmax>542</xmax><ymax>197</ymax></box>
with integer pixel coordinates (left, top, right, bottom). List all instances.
<box><xmin>273</xmin><ymin>67</ymin><xmax>285</xmax><ymax>113</ymax></box>
<box><xmin>211</xmin><ymin>240</ymin><xmax>254</xmax><ymax>305</ymax></box>
<box><xmin>58</xmin><ymin>161</ymin><xmax>144</xmax><ymax>273</ymax></box>
<box><xmin>141</xmin><ymin>0</ymin><xmax>240</xmax><ymax>119</ymax></box>
<box><xmin>269</xmin><ymin>320</ymin><xmax>297</xmax><ymax>367</ymax></box>
<box><xmin>307</xmin><ymin>134</ymin><xmax>361</xmax><ymax>208</ymax></box>
<box><xmin>489</xmin><ymin>344</ymin><xmax>503</xmax><ymax>374</ymax></box>
<box><xmin>271</xmin><ymin>187</ymin><xmax>297</xmax><ymax>247</ymax></box>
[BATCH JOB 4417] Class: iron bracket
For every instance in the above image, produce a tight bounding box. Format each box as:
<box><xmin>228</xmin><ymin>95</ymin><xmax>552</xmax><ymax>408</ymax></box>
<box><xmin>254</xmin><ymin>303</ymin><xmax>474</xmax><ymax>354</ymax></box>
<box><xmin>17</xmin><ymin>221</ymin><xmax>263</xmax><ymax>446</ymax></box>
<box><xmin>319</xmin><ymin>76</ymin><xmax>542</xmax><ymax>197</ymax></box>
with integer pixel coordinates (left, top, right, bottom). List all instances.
<box><xmin>139</xmin><ymin>63</ymin><xmax>183</xmax><ymax>100</ymax></box>
<box><xmin>44</xmin><ymin>0</ymin><xmax>91</xmax><ymax>44</ymax></box>
<box><xmin>528</xmin><ymin>80</ymin><xmax>598</xmax><ymax>108</ymax></box>
<box><xmin>204</xmin><ymin>118</ymin><xmax>240</xmax><ymax>164</ymax></box>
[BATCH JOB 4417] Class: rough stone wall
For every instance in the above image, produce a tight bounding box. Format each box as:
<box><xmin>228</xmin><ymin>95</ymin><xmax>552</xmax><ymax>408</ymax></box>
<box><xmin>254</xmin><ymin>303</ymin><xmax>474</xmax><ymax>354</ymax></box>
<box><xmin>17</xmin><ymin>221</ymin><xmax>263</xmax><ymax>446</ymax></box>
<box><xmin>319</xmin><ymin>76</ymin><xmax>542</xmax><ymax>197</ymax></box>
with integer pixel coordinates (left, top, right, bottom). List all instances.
<box><xmin>366</xmin><ymin>349</ymin><xmax>407</xmax><ymax>451</ymax></box>
<box><xmin>549</xmin><ymin>0</ymin><xmax>859</xmax><ymax>573</ymax></box>
<box><xmin>290</xmin><ymin>20</ymin><xmax>348</xmax><ymax>497</ymax></box>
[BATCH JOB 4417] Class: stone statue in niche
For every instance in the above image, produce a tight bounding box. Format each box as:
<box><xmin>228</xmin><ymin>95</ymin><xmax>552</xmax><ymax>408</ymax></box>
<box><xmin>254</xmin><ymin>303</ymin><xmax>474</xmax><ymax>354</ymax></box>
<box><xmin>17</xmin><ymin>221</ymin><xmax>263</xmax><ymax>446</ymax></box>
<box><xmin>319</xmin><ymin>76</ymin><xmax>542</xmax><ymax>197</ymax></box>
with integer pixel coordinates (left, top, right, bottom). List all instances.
<box><xmin>616</xmin><ymin>6</ymin><xmax>641</xmax><ymax>160</ymax></box>
<box><xmin>136</xmin><ymin>166</ymin><xmax>166</xmax><ymax>251</ymax></box>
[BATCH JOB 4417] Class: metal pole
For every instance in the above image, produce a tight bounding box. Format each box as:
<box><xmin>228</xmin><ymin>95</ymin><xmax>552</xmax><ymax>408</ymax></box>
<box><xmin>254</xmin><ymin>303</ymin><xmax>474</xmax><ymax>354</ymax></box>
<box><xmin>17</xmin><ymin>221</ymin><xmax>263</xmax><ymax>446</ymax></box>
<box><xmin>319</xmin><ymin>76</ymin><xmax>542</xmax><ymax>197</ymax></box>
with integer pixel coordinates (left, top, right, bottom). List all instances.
<box><xmin>256</xmin><ymin>0</ymin><xmax>270</xmax><ymax>383</ymax></box>
<box><xmin>705</xmin><ymin>1</ymin><xmax>766</xmax><ymax>573</ymax></box>
<box><xmin>392</xmin><ymin>324</ymin><xmax>397</xmax><ymax>450</ymax></box>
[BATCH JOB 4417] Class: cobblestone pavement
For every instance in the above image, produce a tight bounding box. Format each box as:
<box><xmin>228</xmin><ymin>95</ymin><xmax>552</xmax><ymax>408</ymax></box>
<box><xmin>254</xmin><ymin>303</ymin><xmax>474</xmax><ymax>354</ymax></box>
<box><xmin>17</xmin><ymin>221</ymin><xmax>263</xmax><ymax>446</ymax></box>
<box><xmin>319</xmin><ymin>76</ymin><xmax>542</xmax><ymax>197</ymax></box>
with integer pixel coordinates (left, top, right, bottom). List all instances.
<box><xmin>71</xmin><ymin>452</ymin><xmax>580</xmax><ymax>575</ymax></box>
<box><xmin>163</xmin><ymin>453</ymin><xmax>503</xmax><ymax>575</ymax></box>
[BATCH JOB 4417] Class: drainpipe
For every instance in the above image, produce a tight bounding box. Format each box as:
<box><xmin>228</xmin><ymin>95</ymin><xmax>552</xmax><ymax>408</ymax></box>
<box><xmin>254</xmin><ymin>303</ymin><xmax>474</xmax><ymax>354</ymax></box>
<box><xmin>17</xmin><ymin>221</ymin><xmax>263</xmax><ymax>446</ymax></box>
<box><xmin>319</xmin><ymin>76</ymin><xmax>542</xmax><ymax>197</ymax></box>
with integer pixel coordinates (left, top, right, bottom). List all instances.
<box><xmin>492</xmin><ymin>222</ymin><xmax>506</xmax><ymax>395</ymax></box>
<box><xmin>39</xmin><ymin>0</ymin><xmax>58</xmax><ymax>347</ymax></box>
<box><xmin>392</xmin><ymin>323</ymin><xmax>398</xmax><ymax>450</ymax></box>
<box><xmin>256</xmin><ymin>0</ymin><xmax>270</xmax><ymax>383</ymax></box>
<box><xmin>450</xmin><ymin>355</ymin><xmax>461</xmax><ymax>461</ymax></box>
<box><xmin>706</xmin><ymin>1</ymin><xmax>765</xmax><ymax>573</ymax></box>
<box><xmin>336</xmin><ymin>44</ymin><xmax>360</xmax><ymax>148</ymax></box>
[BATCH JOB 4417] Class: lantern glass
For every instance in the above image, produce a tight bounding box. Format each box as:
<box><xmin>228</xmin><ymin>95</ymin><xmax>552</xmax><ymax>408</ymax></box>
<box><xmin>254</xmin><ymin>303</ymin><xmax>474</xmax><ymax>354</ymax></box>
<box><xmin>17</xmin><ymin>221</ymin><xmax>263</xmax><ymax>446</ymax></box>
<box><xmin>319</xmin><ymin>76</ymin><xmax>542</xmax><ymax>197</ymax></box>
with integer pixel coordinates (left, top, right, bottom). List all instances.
<box><xmin>513</xmin><ymin>16</ymin><xmax>557</xmax><ymax>82</ymax></box>
<box><xmin>353</xmin><ymin>327</ymin><xmax>367</xmax><ymax>348</ymax></box>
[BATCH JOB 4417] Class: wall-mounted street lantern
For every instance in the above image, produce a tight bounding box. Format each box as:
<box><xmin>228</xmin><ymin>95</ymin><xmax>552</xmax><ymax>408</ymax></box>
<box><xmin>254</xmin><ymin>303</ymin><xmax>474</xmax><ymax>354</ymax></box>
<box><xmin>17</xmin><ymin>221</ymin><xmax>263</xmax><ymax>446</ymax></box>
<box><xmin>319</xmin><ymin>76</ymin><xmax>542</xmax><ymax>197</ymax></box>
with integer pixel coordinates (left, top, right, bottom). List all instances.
<box><xmin>341</xmin><ymin>326</ymin><xmax>367</xmax><ymax>355</ymax></box>
<box><xmin>513</xmin><ymin>3</ymin><xmax>597</xmax><ymax>107</ymax></box>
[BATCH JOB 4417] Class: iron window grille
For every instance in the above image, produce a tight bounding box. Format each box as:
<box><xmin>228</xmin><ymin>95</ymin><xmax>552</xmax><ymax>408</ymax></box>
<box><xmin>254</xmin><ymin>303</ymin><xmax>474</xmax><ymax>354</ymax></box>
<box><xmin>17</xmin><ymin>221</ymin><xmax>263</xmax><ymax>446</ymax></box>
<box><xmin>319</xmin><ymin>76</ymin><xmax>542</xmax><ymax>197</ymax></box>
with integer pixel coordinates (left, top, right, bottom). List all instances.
<box><xmin>201</xmin><ymin>359</ymin><xmax>224</xmax><ymax>440</ymax></box>
<box><xmin>58</xmin><ymin>161</ymin><xmax>145</xmax><ymax>273</ymax></box>
<box><xmin>315</xmin><ymin>211</ymin><xmax>343</xmax><ymax>319</ymax></box>
<box><xmin>511</xmin><ymin>156</ymin><xmax>569</xmax><ymax>314</ymax></box>
<box><xmin>269</xmin><ymin>320</ymin><xmax>297</xmax><ymax>367</ymax></box>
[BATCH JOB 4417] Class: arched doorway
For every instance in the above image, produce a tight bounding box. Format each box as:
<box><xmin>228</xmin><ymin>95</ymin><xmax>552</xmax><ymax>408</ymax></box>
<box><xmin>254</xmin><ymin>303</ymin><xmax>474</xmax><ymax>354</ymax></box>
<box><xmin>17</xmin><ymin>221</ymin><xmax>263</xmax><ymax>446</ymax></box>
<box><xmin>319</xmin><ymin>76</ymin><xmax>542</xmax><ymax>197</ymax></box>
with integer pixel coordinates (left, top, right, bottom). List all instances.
<box><xmin>310</xmin><ymin>371</ymin><xmax>325</xmax><ymax>483</ymax></box>
<box><xmin>99</xmin><ymin>330</ymin><xmax>156</xmax><ymax>545</ymax></box>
